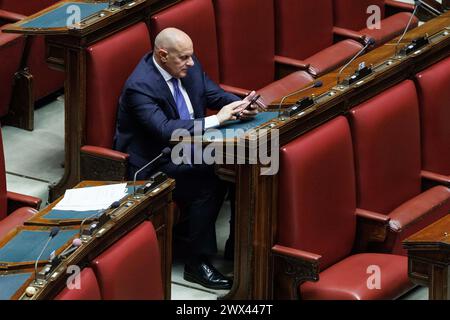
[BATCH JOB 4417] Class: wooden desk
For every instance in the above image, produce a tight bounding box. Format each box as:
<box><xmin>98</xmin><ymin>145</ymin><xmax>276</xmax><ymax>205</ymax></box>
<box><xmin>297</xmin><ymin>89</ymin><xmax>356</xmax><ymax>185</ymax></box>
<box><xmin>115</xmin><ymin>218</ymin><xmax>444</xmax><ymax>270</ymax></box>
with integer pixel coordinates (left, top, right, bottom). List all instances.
<box><xmin>2</xmin><ymin>179</ymin><xmax>175</xmax><ymax>300</ymax></box>
<box><xmin>403</xmin><ymin>214</ymin><xmax>450</xmax><ymax>300</ymax></box>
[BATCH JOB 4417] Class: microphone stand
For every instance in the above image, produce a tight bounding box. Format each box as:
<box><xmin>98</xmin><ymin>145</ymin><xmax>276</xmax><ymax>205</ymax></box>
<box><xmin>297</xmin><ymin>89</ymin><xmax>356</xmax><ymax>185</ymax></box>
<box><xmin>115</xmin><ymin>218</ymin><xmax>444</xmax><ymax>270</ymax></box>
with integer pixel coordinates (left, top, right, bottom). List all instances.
<box><xmin>277</xmin><ymin>81</ymin><xmax>322</xmax><ymax>121</ymax></box>
<box><xmin>336</xmin><ymin>38</ymin><xmax>374</xmax><ymax>87</ymax></box>
<box><xmin>133</xmin><ymin>148</ymin><xmax>171</xmax><ymax>196</ymax></box>
<box><xmin>394</xmin><ymin>4</ymin><xmax>420</xmax><ymax>58</ymax></box>
<box><xmin>34</xmin><ymin>227</ymin><xmax>60</xmax><ymax>285</ymax></box>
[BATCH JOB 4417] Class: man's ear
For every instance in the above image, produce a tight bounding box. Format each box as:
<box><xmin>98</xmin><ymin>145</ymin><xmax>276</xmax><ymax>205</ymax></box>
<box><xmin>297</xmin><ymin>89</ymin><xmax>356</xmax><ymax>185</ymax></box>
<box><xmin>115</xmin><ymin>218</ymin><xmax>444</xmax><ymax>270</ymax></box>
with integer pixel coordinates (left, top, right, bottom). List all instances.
<box><xmin>159</xmin><ymin>49</ymin><xmax>169</xmax><ymax>63</ymax></box>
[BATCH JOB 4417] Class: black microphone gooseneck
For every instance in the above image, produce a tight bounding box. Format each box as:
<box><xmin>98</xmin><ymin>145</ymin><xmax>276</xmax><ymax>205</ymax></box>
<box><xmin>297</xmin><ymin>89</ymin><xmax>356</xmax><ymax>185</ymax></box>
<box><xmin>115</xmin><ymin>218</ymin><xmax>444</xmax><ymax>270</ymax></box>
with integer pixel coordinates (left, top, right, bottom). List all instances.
<box><xmin>133</xmin><ymin>147</ymin><xmax>171</xmax><ymax>195</ymax></box>
<box><xmin>336</xmin><ymin>37</ymin><xmax>375</xmax><ymax>85</ymax></box>
<box><xmin>78</xmin><ymin>200</ymin><xmax>121</xmax><ymax>236</ymax></box>
<box><xmin>395</xmin><ymin>4</ymin><xmax>421</xmax><ymax>57</ymax></box>
<box><xmin>277</xmin><ymin>81</ymin><xmax>323</xmax><ymax>120</ymax></box>
<box><xmin>34</xmin><ymin>227</ymin><xmax>60</xmax><ymax>284</ymax></box>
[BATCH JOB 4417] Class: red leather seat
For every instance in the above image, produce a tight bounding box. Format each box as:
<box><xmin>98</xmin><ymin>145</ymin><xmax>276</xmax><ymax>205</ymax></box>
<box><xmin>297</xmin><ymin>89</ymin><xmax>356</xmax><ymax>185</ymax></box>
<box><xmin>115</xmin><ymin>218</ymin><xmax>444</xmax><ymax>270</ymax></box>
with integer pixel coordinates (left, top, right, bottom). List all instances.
<box><xmin>213</xmin><ymin>0</ymin><xmax>314</xmax><ymax>103</ymax></box>
<box><xmin>0</xmin><ymin>126</ymin><xmax>41</xmax><ymax>238</ymax></box>
<box><xmin>91</xmin><ymin>221</ymin><xmax>164</xmax><ymax>300</ymax></box>
<box><xmin>80</xmin><ymin>22</ymin><xmax>151</xmax><ymax>180</ymax></box>
<box><xmin>276</xmin><ymin>116</ymin><xmax>414</xmax><ymax>300</ymax></box>
<box><xmin>54</xmin><ymin>267</ymin><xmax>101</xmax><ymax>300</ymax></box>
<box><xmin>0</xmin><ymin>0</ymin><xmax>64</xmax><ymax>103</ymax></box>
<box><xmin>349</xmin><ymin>80</ymin><xmax>450</xmax><ymax>254</ymax></box>
<box><xmin>275</xmin><ymin>0</ymin><xmax>364</xmax><ymax>77</ymax></box>
<box><xmin>333</xmin><ymin>0</ymin><xmax>419</xmax><ymax>47</ymax></box>
<box><xmin>0</xmin><ymin>24</ymin><xmax>24</xmax><ymax>117</ymax></box>
<box><xmin>415</xmin><ymin>57</ymin><xmax>450</xmax><ymax>184</ymax></box>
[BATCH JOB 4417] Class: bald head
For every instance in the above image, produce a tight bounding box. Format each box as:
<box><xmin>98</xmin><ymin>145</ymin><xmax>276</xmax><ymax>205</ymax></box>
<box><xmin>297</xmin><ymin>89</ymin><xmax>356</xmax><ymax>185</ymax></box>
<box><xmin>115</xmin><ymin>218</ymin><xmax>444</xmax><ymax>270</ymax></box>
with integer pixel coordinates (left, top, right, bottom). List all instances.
<box><xmin>153</xmin><ymin>28</ymin><xmax>194</xmax><ymax>78</ymax></box>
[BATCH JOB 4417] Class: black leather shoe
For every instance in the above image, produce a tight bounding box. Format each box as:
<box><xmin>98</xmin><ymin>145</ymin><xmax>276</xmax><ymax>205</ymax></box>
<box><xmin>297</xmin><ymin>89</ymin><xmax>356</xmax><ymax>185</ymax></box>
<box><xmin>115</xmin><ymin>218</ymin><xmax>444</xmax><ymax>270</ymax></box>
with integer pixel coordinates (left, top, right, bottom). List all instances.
<box><xmin>184</xmin><ymin>260</ymin><xmax>232</xmax><ymax>290</ymax></box>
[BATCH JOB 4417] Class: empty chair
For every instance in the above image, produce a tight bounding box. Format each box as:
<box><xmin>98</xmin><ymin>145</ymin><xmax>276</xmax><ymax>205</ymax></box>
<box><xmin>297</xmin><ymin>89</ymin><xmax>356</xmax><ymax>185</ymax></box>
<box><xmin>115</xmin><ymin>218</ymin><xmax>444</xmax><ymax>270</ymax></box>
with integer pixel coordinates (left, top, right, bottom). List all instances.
<box><xmin>91</xmin><ymin>221</ymin><xmax>163</xmax><ymax>300</ymax></box>
<box><xmin>213</xmin><ymin>0</ymin><xmax>314</xmax><ymax>104</ymax></box>
<box><xmin>274</xmin><ymin>0</ymin><xmax>364</xmax><ymax>77</ymax></box>
<box><xmin>0</xmin><ymin>23</ymin><xmax>24</xmax><ymax>118</ymax></box>
<box><xmin>54</xmin><ymin>267</ymin><xmax>101</xmax><ymax>300</ymax></box>
<box><xmin>415</xmin><ymin>57</ymin><xmax>450</xmax><ymax>185</ymax></box>
<box><xmin>349</xmin><ymin>80</ymin><xmax>450</xmax><ymax>255</ymax></box>
<box><xmin>0</xmin><ymin>126</ymin><xmax>41</xmax><ymax>238</ymax></box>
<box><xmin>0</xmin><ymin>0</ymin><xmax>64</xmax><ymax>104</ymax></box>
<box><xmin>274</xmin><ymin>116</ymin><xmax>414</xmax><ymax>300</ymax></box>
<box><xmin>333</xmin><ymin>0</ymin><xmax>418</xmax><ymax>46</ymax></box>
<box><xmin>80</xmin><ymin>22</ymin><xmax>151</xmax><ymax>181</ymax></box>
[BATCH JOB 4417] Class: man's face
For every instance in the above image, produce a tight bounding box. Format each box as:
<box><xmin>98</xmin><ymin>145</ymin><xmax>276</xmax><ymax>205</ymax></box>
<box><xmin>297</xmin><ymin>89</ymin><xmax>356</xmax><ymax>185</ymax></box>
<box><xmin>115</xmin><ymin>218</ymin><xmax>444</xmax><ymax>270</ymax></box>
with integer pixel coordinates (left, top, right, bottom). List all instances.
<box><xmin>161</xmin><ymin>40</ymin><xmax>194</xmax><ymax>79</ymax></box>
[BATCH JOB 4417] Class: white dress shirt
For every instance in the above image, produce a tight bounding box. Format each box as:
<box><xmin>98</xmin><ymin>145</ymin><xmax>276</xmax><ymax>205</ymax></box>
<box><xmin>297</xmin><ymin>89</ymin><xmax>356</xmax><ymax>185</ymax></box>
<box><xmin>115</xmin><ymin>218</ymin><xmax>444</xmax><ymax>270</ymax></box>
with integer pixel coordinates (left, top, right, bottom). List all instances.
<box><xmin>153</xmin><ymin>56</ymin><xmax>220</xmax><ymax>129</ymax></box>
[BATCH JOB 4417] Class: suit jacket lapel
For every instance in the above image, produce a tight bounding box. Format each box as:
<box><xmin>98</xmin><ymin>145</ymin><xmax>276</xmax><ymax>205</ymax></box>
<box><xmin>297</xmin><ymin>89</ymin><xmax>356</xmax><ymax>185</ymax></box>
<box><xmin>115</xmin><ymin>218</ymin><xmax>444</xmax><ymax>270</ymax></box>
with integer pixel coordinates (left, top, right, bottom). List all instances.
<box><xmin>148</xmin><ymin>57</ymin><xmax>180</xmax><ymax>118</ymax></box>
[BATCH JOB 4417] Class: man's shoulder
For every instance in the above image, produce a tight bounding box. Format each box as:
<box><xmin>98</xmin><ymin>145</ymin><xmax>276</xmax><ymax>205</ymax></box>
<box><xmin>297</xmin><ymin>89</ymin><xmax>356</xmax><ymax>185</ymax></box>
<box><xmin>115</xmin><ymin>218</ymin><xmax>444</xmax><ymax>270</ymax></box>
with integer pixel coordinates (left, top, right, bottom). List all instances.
<box><xmin>125</xmin><ymin>52</ymin><xmax>159</xmax><ymax>88</ymax></box>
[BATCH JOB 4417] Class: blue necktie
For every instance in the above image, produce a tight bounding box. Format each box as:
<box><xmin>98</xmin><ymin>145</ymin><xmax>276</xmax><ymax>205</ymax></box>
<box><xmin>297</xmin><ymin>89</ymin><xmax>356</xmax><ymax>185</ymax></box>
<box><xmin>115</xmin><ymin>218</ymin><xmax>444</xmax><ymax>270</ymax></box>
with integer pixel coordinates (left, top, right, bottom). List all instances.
<box><xmin>170</xmin><ymin>78</ymin><xmax>191</xmax><ymax>120</ymax></box>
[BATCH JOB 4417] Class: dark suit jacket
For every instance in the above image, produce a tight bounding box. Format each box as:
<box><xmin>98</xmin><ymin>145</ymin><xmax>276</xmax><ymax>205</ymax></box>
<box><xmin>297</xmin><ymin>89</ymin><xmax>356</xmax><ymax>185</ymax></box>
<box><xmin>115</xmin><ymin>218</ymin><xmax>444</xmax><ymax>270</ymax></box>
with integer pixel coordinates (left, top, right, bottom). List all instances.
<box><xmin>113</xmin><ymin>52</ymin><xmax>239</xmax><ymax>178</ymax></box>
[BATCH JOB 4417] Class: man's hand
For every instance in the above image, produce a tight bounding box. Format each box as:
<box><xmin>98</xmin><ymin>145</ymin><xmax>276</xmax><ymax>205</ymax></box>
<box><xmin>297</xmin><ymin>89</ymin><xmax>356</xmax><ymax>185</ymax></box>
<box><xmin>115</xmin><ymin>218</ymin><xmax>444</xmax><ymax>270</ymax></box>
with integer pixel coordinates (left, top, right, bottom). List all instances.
<box><xmin>216</xmin><ymin>100</ymin><xmax>248</xmax><ymax>124</ymax></box>
<box><xmin>237</xmin><ymin>91</ymin><xmax>267</xmax><ymax>120</ymax></box>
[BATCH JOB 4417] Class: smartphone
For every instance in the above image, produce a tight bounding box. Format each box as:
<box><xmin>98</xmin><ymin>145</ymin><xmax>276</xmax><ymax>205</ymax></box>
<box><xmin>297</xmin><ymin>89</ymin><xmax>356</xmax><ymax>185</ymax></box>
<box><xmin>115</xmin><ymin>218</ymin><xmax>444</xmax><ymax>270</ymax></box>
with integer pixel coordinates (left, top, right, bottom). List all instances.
<box><xmin>237</xmin><ymin>94</ymin><xmax>261</xmax><ymax>118</ymax></box>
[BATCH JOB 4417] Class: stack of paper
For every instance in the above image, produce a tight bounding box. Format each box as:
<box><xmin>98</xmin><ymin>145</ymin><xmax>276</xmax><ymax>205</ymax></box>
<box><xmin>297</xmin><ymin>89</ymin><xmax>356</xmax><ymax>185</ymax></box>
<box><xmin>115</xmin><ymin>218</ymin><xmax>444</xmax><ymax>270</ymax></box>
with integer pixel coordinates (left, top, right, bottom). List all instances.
<box><xmin>54</xmin><ymin>183</ymin><xmax>128</xmax><ymax>211</ymax></box>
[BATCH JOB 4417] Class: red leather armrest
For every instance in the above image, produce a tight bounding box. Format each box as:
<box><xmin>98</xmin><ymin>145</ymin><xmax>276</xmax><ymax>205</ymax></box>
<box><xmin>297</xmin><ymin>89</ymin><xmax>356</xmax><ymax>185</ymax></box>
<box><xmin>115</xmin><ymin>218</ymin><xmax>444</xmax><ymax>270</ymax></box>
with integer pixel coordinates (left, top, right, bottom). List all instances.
<box><xmin>219</xmin><ymin>84</ymin><xmax>249</xmax><ymax>97</ymax></box>
<box><xmin>333</xmin><ymin>26</ymin><xmax>366</xmax><ymax>44</ymax></box>
<box><xmin>7</xmin><ymin>191</ymin><xmax>42</xmax><ymax>213</ymax></box>
<box><xmin>274</xmin><ymin>55</ymin><xmax>309</xmax><ymax>70</ymax></box>
<box><xmin>0</xmin><ymin>9</ymin><xmax>27</xmax><ymax>23</ymax></box>
<box><xmin>81</xmin><ymin>145</ymin><xmax>129</xmax><ymax>162</ymax></box>
<box><xmin>385</xmin><ymin>0</ymin><xmax>415</xmax><ymax>12</ymax></box>
<box><xmin>421</xmin><ymin>170</ymin><xmax>450</xmax><ymax>186</ymax></box>
<box><xmin>355</xmin><ymin>208</ymin><xmax>390</xmax><ymax>225</ymax></box>
<box><xmin>272</xmin><ymin>244</ymin><xmax>321</xmax><ymax>263</ymax></box>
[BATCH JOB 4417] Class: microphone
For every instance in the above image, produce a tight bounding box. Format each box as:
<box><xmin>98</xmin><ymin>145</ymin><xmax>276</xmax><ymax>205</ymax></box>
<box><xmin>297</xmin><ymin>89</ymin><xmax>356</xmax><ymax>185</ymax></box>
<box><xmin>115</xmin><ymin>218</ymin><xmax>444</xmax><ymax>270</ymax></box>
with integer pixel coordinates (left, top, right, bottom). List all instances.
<box><xmin>34</xmin><ymin>227</ymin><xmax>60</xmax><ymax>284</ymax></box>
<box><xmin>59</xmin><ymin>238</ymin><xmax>83</xmax><ymax>258</ymax></box>
<box><xmin>336</xmin><ymin>37</ymin><xmax>375</xmax><ymax>85</ymax></box>
<box><xmin>79</xmin><ymin>200</ymin><xmax>120</xmax><ymax>237</ymax></box>
<box><xmin>415</xmin><ymin>0</ymin><xmax>442</xmax><ymax>16</ymax></box>
<box><xmin>133</xmin><ymin>147</ymin><xmax>171</xmax><ymax>195</ymax></box>
<box><xmin>277</xmin><ymin>81</ymin><xmax>323</xmax><ymax>120</ymax></box>
<box><xmin>394</xmin><ymin>4</ymin><xmax>421</xmax><ymax>57</ymax></box>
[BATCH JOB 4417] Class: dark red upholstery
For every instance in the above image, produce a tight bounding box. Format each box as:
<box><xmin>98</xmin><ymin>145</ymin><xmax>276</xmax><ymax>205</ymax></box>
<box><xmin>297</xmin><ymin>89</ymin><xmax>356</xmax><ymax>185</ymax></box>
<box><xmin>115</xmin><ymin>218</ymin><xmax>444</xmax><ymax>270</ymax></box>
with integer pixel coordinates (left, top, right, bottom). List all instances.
<box><xmin>213</xmin><ymin>0</ymin><xmax>313</xmax><ymax>103</ymax></box>
<box><xmin>150</xmin><ymin>0</ymin><xmax>220</xmax><ymax>83</ymax></box>
<box><xmin>0</xmin><ymin>25</ymin><xmax>24</xmax><ymax>117</ymax></box>
<box><xmin>333</xmin><ymin>0</ymin><xmax>418</xmax><ymax>46</ymax></box>
<box><xmin>301</xmin><ymin>253</ymin><xmax>411</xmax><ymax>300</ymax></box>
<box><xmin>349</xmin><ymin>80</ymin><xmax>450</xmax><ymax>254</ymax></box>
<box><xmin>0</xmin><ymin>0</ymin><xmax>64</xmax><ymax>103</ymax></box>
<box><xmin>415</xmin><ymin>57</ymin><xmax>450</xmax><ymax>176</ymax></box>
<box><xmin>0</xmin><ymin>127</ymin><xmax>38</xmax><ymax>237</ymax></box>
<box><xmin>54</xmin><ymin>267</ymin><xmax>101</xmax><ymax>300</ymax></box>
<box><xmin>91</xmin><ymin>221</ymin><xmax>163</xmax><ymax>300</ymax></box>
<box><xmin>274</xmin><ymin>0</ymin><xmax>363</xmax><ymax>76</ymax></box>
<box><xmin>214</xmin><ymin>0</ymin><xmax>275</xmax><ymax>91</ymax></box>
<box><xmin>85</xmin><ymin>22</ymin><xmax>151</xmax><ymax>149</ymax></box>
<box><xmin>278</xmin><ymin>116</ymin><xmax>414</xmax><ymax>299</ymax></box>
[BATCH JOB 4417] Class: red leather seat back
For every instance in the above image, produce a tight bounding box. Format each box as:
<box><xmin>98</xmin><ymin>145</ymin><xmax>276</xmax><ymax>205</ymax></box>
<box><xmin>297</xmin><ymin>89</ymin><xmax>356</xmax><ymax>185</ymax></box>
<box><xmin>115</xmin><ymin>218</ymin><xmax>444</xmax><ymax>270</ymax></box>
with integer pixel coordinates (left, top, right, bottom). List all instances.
<box><xmin>349</xmin><ymin>80</ymin><xmax>421</xmax><ymax>214</ymax></box>
<box><xmin>0</xmin><ymin>127</ymin><xmax>7</xmax><ymax>220</ymax></box>
<box><xmin>0</xmin><ymin>1</ymin><xmax>64</xmax><ymax>102</ymax></box>
<box><xmin>85</xmin><ymin>22</ymin><xmax>151</xmax><ymax>148</ymax></box>
<box><xmin>279</xmin><ymin>117</ymin><xmax>356</xmax><ymax>270</ymax></box>
<box><xmin>213</xmin><ymin>0</ymin><xmax>275</xmax><ymax>90</ymax></box>
<box><xmin>333</xmin><ymin>0</ymin><xmax>385</xmax><ymax>30</ymax></box>
<box><xmin>275</xmin><ymin>0</ymin><xmax>335</xmax><ymax>60</ymax></box>
<box><xmin>150</xmin><ymin>0</ymin><xmax>220</xmax><ymax>83</ymax></box>
<box><xmin>54</xmin><ymin>267</ymin><xmax>101</xmax><ymax>300</ymax></box>
<box><xmin>91</xmin><ymin>221</ymin><xmax>163</xmax><ymax>300</ymax></box>
<box><xmin>415</xmin><ymin>57</ymin><xmax>450</xmax><ymax>175</ymax></box>
<box><xmin>0</xmin><ymin>28</ymin><xmax>24</xmax><ymax>117</ymax></box>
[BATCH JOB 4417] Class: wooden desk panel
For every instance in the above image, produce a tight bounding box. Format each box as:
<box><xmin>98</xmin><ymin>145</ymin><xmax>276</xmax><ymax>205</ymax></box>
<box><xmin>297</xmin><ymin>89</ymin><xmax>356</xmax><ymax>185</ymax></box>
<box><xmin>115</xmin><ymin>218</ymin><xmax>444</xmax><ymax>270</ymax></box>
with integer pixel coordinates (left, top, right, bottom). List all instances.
<box><xmin>403</xmin><ymin>214</ymin><xmax>450</xmax><ymax>300</ymax></box>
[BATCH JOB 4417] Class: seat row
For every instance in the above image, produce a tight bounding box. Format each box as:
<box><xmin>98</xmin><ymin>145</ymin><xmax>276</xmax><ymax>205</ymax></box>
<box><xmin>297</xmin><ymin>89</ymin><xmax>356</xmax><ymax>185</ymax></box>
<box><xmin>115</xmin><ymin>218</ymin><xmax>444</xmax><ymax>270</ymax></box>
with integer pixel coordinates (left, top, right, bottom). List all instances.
<box><xmin>274</xmin><ymin>60</ymin><xmax>450</xmax><ymax>299</ymax></box>
<box><xmin>0</xmin><ymin>0</ymin><xmax>63</xmax><ymax>120</ymax></box>
<box><xmin>0</xmin><ymin>0</ymin><xmax>417</xmax><ymax>126</ymax></box>
<box><xmin>55</xmin><ymin>221</ymin><xmax>163</xmax><ymax>300</ymax></box>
